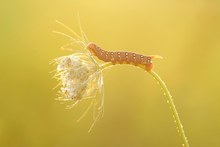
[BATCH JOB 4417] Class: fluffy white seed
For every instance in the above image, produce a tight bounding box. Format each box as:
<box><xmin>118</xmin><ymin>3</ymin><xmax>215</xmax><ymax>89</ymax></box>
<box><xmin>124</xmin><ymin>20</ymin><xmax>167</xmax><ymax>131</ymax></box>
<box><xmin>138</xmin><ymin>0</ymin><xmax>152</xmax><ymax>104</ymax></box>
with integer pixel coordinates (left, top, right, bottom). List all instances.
<box><xmin>54</xmin><ymin>53</ymin><xmax>102</xmax><ymax>101</ymax></box>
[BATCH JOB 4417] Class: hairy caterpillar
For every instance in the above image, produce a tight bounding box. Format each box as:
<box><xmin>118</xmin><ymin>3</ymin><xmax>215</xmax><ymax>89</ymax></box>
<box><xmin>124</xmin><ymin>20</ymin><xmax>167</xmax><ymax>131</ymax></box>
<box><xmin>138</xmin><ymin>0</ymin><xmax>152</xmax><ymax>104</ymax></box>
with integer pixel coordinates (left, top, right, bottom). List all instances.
<box><xmin>87</xmin><ymin>42</ymin><xmax>162</xmax><ymax>71</ymax></box>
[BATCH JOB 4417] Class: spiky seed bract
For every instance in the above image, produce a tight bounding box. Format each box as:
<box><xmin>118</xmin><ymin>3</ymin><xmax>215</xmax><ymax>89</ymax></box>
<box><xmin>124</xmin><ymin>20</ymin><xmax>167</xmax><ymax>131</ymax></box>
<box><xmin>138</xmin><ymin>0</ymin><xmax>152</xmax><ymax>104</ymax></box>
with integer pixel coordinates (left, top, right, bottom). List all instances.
<box><xmin>52</xmin><ymin>18</ymin><xmax>106</xmax><ymax>132</ymax></box>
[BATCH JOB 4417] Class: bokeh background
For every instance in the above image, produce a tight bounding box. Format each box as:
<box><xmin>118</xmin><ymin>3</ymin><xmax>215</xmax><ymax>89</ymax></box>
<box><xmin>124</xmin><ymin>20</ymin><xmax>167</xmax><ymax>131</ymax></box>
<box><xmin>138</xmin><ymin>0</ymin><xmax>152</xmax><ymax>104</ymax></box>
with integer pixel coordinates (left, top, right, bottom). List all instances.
<box><xmin>1</xmin><ymin>0</ymin><xmax>220</xmax><ymax>147</ymax></box>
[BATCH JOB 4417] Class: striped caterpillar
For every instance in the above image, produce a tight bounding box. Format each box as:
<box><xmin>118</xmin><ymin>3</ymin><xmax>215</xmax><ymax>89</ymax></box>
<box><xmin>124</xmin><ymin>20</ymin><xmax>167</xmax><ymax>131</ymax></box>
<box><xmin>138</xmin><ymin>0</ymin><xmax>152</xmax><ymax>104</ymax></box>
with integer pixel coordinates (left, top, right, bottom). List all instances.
<box><xmin>87</xmin><ymin>42</ymin><xmax>162</xmax><ymax>71</ymax></box>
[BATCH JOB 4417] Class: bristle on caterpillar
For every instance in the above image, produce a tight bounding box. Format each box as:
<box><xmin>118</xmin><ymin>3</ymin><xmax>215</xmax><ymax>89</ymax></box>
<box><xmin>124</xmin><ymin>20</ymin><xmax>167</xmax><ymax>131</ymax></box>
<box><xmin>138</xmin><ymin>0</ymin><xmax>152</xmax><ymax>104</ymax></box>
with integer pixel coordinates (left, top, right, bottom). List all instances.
<box><xmin>87</xmin><ymin>42</ymin><xmax>162</xmax><ymax>71</ymax></box>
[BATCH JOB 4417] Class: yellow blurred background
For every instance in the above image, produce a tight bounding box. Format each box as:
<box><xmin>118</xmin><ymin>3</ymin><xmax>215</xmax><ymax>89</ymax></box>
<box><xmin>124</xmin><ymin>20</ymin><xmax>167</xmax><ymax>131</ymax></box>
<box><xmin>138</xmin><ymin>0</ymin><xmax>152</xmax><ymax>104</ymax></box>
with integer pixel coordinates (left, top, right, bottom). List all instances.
<box><xmin>1</xmin><ymin>0</ymin><xmax>220</xmax><ymax>147</ymax></box>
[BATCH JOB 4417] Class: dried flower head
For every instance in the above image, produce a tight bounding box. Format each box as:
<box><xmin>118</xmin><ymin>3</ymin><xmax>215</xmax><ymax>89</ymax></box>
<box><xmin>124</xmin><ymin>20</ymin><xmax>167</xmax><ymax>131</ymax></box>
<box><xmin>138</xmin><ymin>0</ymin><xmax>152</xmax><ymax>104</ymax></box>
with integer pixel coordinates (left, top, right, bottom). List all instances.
<box><xmin>52</xmin><ymin>19</ymin><xmax>109</xmax><ymax>132</ymax></box>
<box><xmin>54</xmin><ymin>53</ymin><xmax>101</xmax><ymax>103</ymax></box>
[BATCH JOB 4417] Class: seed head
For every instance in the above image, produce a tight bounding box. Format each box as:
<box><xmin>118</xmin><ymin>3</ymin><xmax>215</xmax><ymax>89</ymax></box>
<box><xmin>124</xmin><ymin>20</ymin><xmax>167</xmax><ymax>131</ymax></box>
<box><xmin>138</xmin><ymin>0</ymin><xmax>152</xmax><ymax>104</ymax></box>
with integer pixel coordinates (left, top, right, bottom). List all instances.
<box><xmin>52</xmin><ymin>19</ymin><xmax>108</xmax><ymax>132</ymax></box>
<box><xmin>53</xmin><ymin>53</ymin><xmax>102</xmax><ymax>102</ymax></box>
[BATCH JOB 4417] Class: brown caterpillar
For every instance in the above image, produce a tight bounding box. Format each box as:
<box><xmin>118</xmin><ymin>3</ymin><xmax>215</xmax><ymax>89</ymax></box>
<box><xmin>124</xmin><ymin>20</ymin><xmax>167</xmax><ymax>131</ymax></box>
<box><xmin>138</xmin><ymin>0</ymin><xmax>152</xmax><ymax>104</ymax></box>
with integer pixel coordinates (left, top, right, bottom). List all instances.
<box><xmin>87</xmin><ymin>42</ymin><xmax>161</xmax><ymax>71</ymax></box>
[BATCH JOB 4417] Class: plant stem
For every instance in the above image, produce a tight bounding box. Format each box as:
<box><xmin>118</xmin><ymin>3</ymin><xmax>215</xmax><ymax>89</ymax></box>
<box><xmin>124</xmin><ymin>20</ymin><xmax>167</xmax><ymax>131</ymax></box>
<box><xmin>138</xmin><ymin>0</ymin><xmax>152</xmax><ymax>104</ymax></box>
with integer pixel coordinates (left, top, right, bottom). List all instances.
<box><xmin>148</xmin><ymin>70</ymin><xmax>189</xmax><ymax>147</ymax></box>
<box><xmin>100</xmin><ymin>62</ymin><xmax>113</xmax><ymax>70</ymax></box>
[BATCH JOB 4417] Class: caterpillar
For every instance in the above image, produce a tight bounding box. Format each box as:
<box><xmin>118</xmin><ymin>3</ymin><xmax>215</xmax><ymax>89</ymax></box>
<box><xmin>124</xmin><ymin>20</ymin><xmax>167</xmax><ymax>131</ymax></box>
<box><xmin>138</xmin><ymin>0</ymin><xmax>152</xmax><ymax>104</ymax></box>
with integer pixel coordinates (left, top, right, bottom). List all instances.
<box><xmin>87</xmin><ymin>42</ymin><xmax>162</xmax><ymax>71</ymax></box>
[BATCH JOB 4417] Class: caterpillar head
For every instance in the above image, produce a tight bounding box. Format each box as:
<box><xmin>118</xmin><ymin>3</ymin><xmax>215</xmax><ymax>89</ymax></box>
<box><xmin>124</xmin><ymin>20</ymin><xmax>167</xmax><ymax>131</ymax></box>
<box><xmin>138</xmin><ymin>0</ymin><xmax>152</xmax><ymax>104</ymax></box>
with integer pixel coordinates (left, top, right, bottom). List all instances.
<box><xmin>87</xmin><ymin>42</ymin><xmax>98</xmax><ymax>56</ymax></box>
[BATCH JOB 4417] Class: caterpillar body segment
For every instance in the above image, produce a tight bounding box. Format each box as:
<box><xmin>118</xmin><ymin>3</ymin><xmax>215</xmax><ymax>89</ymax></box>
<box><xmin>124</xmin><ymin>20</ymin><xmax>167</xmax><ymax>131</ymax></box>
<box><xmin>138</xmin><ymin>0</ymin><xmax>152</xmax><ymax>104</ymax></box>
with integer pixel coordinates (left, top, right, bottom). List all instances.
<box><xmin>87</xmin><ymin>42</ymin><xmax>162</xmax><ymax>71</ymax></box>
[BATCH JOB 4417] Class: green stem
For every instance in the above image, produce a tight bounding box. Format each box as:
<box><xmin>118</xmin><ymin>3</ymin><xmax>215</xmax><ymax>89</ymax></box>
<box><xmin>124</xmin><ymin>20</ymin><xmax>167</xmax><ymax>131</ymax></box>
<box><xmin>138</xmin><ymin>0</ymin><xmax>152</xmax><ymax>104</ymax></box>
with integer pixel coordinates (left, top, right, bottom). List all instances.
<box><xmin>148</xmin><ymin>70</ymin><xmax>189</xmax><ymax>147</ymax></box>
<box><xmin>100</xmin><ymin>63</ymin><xmax>189</xmax><ymax>146</ymax></box>
<box><xmin>100</xmin><ymin>62</ymin><xmax>113</xmax><ymax>70</ymax></box>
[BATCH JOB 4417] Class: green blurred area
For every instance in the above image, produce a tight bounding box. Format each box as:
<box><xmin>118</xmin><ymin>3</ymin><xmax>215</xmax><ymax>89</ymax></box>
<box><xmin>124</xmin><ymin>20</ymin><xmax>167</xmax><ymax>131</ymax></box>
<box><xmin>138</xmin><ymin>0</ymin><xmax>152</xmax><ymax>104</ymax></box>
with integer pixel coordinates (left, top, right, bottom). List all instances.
<box><xmin>1</xmin><ymin>0</ymin><xmax>220</xmax><ymax>147</ymax></box>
